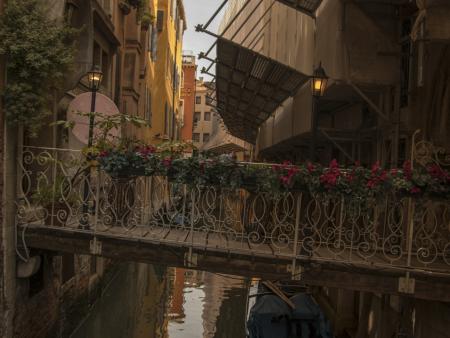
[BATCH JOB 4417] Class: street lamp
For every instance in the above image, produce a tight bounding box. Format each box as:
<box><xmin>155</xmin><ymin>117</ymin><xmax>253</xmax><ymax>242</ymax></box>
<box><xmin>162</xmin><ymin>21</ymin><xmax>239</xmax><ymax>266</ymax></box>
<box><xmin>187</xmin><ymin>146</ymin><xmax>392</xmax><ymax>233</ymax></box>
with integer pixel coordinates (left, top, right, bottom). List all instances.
<box><xmin>311</xmin><ymin>62</ymin><xmax>328</xmax><ymax>98</ymax></box>
<box><xmin>86</xmin><ymin>66</ymin><xmax>103</xmax><ymax>147</ymax></box>
<box><xmin>309</xmin><ymin>62</ymin><xmax>328</xmax><ymax>161</ymax></box>
<box><xmin>81</xmin><ymin>66</ymin><xmax>103</xmax><ymax>229</ymax></box>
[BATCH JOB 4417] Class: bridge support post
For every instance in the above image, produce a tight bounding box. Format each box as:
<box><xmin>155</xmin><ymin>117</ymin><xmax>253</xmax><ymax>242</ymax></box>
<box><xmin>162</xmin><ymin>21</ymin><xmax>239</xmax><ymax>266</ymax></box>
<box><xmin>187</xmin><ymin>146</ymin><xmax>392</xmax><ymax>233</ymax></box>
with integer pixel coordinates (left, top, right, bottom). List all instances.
<box><xmin>291</xmin><ymin>193</ymin><xmax>302</xmax><ymax>280</ymax></box>
<box><xmin>187</xmin><ymin>187</ymin><xmax>196</xmax><ymax>268</ymax></box>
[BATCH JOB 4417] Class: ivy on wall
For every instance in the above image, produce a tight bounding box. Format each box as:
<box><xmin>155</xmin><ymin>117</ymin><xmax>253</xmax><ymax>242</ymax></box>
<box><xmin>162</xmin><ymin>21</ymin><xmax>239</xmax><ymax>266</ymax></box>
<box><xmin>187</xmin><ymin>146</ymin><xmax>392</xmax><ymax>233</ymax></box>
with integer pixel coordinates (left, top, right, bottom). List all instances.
<box><xmin>0</xmin><ymin>0</ymin><xmax>76</xmax><ymax>136</ymax></box>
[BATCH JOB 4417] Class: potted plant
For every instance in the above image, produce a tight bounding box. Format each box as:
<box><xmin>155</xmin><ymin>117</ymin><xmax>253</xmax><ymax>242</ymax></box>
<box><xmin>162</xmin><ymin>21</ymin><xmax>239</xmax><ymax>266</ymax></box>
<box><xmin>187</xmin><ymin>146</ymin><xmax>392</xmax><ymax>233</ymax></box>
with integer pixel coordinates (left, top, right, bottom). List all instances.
<box><xmin>119</xmin><ymin>1</ymin><xmax>131</xmax><ymax>15</ymax></box>
<box><xmin>140</xmin><ymin>12</ymin><xmax>153</xmax><ymax>30</ymax></box>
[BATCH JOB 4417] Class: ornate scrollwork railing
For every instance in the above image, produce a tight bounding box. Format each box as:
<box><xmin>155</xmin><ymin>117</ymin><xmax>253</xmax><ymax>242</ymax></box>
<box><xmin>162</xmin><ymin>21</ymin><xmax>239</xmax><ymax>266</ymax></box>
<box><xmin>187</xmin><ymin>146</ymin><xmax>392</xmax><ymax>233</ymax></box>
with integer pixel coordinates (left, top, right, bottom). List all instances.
<box><xmin>15</xmin><ymin>146</ymin><xmax>450</xmax><ymax>276</ymax></box>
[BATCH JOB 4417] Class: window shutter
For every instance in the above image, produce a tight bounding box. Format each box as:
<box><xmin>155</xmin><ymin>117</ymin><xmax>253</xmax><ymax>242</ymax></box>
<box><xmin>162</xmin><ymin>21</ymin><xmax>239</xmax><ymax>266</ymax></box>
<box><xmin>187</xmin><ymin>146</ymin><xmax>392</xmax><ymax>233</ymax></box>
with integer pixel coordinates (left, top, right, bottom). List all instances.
<box><xmin>151</xmin><ymin>26</ymin><xmax>158</xmax><ymax>60</ymax></box>
<box><xmin>157</xmin><ymin>10</ymin><xmax>164</xmax><ymax>32</ymax></box>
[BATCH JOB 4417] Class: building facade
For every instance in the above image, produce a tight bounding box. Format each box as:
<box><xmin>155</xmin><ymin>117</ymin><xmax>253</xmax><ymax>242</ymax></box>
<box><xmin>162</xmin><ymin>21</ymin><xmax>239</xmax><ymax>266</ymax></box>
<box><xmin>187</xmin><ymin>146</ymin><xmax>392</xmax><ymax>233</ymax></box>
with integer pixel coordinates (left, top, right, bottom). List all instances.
<box><xmin>215</xmin><ymin>0</ymin><xmax>450</xmax><ymax>336</ymax></box>
<box><xmin>192</xmin><ymin>79</ymin><xmax>213</xmax><ymax>149</ymax></box>
<box><xmin>0</xmin><ymin>0</ymin><xmax>185</xmax><ymax>337</ymax></box>
<box><xmin>180</xmin><ymin>53</ymin><xmax>196</xmax><ymax>142</ymax></box>
<box><xmin>148</xmin><ymin>0</ymin><xmax>186</xmax><ymax>143</ymax></box>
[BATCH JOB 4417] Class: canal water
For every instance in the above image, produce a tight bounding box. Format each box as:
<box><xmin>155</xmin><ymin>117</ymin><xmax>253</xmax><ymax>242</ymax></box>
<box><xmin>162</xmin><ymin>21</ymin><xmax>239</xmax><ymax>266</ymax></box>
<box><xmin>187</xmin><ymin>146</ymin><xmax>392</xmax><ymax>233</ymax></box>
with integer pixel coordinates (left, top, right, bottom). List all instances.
<box><xmin>71</xmin><ymin>263</ymin><xmax>248</xmax><ymax>338</ymax></box>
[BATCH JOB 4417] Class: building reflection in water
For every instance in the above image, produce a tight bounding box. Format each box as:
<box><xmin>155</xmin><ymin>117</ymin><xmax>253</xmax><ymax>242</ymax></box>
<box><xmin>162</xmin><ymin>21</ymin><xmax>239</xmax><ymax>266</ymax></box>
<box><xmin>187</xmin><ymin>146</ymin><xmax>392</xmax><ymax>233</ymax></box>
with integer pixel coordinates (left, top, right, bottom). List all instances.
<box><xmin>70</xmin><ymin>264</ymin><xmax>247</xmax><ymax>338</ymax></box>
<box><xmin>167</xmin><ymin>268</ymin><xmax>248</xmax><ymax>338</ymax></box>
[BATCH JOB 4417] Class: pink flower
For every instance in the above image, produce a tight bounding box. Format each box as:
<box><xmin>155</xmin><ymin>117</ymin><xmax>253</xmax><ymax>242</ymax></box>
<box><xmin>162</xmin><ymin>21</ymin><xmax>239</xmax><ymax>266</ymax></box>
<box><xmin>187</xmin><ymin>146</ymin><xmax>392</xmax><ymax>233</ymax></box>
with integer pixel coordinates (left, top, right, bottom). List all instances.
<box><xmin>390</xmin><ymin>168</ymin><xmax>398</xmax><ymax>176</ymax></box>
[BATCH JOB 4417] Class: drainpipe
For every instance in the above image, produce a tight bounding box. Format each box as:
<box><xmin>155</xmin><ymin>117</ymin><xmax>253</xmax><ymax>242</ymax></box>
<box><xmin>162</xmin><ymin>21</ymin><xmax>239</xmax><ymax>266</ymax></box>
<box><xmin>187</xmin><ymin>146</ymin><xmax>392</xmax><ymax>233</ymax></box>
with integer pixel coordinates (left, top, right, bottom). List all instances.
<box><xmin>171</xmin><ymin>4</ymin><xmax>179</xmax><ymax>141</ymax></box>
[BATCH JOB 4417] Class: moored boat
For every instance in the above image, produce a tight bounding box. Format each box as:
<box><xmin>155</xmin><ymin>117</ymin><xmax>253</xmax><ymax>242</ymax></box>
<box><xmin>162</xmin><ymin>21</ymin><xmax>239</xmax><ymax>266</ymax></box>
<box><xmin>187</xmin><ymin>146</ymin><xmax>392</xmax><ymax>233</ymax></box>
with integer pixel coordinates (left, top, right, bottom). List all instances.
<box><xmin>245</xmin><ymin>281</ymin><xmax>334</xmax><ymax>338</ymax></box>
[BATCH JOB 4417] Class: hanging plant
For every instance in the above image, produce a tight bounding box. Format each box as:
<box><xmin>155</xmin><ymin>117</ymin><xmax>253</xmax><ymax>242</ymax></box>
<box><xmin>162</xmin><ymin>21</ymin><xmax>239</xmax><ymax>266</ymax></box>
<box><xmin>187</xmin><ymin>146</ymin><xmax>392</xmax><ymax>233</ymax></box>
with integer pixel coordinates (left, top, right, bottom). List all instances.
<box><xmin>140</xmin><ymin>12</ymin><xmax>153</xmax><ymax>29</ymax></box>
<box><xmin>0</xmin><ymin>0</ymin><xmax>77</xmax><ymax>137</ymax></box>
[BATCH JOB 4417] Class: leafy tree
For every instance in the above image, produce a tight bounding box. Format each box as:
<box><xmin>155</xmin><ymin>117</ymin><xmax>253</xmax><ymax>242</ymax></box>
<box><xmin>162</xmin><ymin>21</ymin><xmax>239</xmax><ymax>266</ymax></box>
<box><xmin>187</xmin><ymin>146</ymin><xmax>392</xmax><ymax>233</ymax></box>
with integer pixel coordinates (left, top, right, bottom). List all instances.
<box><xmin>0</xmin><ymin>0</ymin><xmax>77</xmax><ymax>136</ymax></box>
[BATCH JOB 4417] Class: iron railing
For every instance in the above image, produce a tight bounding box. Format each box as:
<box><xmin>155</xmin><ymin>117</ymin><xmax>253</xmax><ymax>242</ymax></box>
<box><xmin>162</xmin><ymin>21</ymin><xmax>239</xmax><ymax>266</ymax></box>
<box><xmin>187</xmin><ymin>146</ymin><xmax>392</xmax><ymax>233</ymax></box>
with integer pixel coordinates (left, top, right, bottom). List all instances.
<box><xmin>15</xmin><ymin>146</ymin><xmax>450</xmax><ymax>276</ymax></box>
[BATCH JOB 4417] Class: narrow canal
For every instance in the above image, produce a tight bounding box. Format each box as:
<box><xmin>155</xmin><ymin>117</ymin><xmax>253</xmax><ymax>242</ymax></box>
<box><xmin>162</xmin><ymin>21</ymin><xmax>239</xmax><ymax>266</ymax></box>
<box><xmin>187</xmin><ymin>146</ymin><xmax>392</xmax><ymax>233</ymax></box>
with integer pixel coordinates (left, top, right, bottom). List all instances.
<box><xmin>70</xmin><ymin>263</ymin><xmax>248</xmax><ymax>338</ymax></box>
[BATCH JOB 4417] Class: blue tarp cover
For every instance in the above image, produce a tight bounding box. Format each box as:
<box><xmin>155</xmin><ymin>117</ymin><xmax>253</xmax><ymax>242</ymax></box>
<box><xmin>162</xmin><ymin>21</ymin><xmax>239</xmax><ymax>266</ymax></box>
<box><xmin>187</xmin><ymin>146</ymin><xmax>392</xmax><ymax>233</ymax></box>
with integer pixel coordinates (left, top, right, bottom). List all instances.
<box><xmin>247</xmin><ymin>293</ymin><xmax>334</xmax><ymax>338</ymax></box>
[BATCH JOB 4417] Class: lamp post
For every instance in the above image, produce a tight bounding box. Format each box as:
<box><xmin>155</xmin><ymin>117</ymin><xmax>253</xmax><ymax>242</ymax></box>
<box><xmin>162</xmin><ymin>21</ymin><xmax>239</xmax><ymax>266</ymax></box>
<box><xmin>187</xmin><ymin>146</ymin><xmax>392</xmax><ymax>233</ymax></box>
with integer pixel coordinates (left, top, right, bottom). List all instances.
<box><xmin>80</xmin><ymin>66</ymin><xmax>103</xmax><ymax>229</ymax></box>
<box><xmin>309</xmin><ymin>62</ymin><xmax>328</xmax><ymax>162</ymax></box>
<box><xmin>86</xmin><ymin>66</ymin><xmax>103</xmax><ymax>147</ymax></box>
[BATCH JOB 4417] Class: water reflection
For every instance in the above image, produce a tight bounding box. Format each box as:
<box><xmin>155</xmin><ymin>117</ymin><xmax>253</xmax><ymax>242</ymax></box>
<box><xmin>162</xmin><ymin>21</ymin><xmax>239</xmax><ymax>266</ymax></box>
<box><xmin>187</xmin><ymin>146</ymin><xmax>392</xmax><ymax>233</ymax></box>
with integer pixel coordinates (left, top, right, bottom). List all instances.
<box><xmin>70</xmin><ymin>264</ymin><xmax>247</xmax><ymax>338</ymax></box>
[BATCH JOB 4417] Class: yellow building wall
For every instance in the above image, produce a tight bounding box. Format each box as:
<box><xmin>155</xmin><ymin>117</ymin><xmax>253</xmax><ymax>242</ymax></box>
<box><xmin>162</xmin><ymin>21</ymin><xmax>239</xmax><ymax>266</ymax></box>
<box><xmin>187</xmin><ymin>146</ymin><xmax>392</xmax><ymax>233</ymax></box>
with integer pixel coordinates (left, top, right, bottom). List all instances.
<box><xmin>144</xmin><ymin>0</ymin><xmax>185</xmax><ymax>144</ymax></box>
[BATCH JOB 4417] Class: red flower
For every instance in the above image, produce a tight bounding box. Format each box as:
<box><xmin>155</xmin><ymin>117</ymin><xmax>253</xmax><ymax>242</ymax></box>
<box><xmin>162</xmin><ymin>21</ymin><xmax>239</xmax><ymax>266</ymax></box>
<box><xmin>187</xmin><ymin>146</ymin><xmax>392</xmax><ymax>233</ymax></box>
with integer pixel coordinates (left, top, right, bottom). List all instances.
<box><xmin>427</xmin><ymin>164</ymin><xmax>450</xmax><ymax>181</ymax></box>
<box><xmin>287</xmin><ymin>167</ymin><xmax>299</xmax><ymax>177</ymax></box>
<box><xmin>98</xmin><ymin>151</ymin><xmax>109</xmax><ymax>158</ymax></box>
<box><xmin>280</xmin><ymin>175</ymin><xmax>291</xmax><ymax>186</ymax></box>
<box><xmin>137</xmin><ymin>145</ymin><xmax>156</xmax><ymax>157</ymax></box>
<box><xmin>162</xmin><ymin>157</ymin><xmax>172</xmax><ymax>168</ymax></box>
<box><xmin>410</xmin><ymin>186</ymin><xmax>421</xmax><ymax>194</ymax></box>
<box><xmin>319</xmin><ymin>160</ymin><xmax>341</xmax><ymax>188</ymax></box>
<box><xmin>371</xmin><ymin>161</ymin><xmax>380</xmax><ymax>174</ymax></box>
<box><xmin>354</xmin><ymin>160</ymin><xmax>361</xmax><ymax>167</ymax></box>
<box><xmin>403</xmin><ymin>160</ymin><xmax>412</xmax><ymax>180</ymax></box>
<box><xmin>390</xmin><ymin>168</ymin><xmax>398</xmax><ymax>176</ymax></box>
<box><xmin>307</xmin><ymin>162</ymin><xmax>315</xmax><ymax>173</ymax></box>
<box><xmin>330</xmin><ymin>159</ymin><xmax>338</xmax><ymax>169</ymax></box>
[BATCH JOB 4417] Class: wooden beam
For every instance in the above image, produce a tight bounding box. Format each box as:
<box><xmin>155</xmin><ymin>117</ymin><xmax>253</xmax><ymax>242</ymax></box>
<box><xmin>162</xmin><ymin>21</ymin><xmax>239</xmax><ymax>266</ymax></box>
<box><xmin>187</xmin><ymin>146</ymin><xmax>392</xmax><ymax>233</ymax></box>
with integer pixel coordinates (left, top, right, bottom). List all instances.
<box><xmin>348</xmin><ymin>81</ymin><xmax>390</xmax><ymax>122</ymax></box>
<box><xmin>19</xmin><ymin>226</ymin><xmax>450</xmax><ymax>303</ymax></box>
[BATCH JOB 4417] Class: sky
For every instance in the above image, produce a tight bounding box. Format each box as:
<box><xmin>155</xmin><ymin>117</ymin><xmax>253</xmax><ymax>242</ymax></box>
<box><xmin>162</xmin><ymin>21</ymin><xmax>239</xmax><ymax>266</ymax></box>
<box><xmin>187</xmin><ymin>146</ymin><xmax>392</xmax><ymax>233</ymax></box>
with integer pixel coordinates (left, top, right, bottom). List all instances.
<box><xmin>183</xmin><ymin>0</ymin><xmax>225</xmax><ymax>80</ymax></box>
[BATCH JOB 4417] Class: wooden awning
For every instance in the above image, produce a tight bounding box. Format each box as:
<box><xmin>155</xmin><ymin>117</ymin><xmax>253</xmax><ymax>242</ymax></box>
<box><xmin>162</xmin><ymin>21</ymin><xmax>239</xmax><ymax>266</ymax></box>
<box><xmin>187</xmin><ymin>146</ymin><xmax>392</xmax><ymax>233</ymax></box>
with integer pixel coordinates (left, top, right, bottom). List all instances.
<box><xmin>215</xmin><ymin>38</ymin><xmax>309</xmax><ymax>144</ymax></box>
<box><xmin>276</xmin><ymin>0</ymin><xmax>323</xmax><ymax>16</ymax></box>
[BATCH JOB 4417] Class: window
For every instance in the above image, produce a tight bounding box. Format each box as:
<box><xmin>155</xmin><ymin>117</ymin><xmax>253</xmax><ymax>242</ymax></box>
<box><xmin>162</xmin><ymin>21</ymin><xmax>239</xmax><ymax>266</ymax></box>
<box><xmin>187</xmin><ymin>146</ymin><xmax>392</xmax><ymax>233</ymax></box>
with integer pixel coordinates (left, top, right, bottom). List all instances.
<box><xmin>204</xmin><ymin>111</ymin><xmax>211</xmax><ymax>121</ymax></box>
<box><xmin>93</xmin><ymin>41</ymin><xmax>111</xmax><ymax>93</ymax></box>
<box><xmin>194</xmin><ymin>112</ymin><xmax>201</xmax><ymax>123</ymax></box>
<box><xmin>164</xmin><ymin>102</ymin><xmax>169</xmax><ymax>135</ymax></box>
<box><xmin>145</xmin><ymin>87</ymin><xmax>152</xmax><ymax>125</ymax></box>
<box><xmin>157</xmin><ymin>10</ymin><xmax>164</xmax><ymax>32</ymax></box>
<box><xmin>203</xmin><ymin>133</ymin><xmax>210</xmax><ymax>143</ymax></box>
<box><xmin>196</xmin><ymin>96</ymin><xmax>201</xmax><ymax>104</ymax></box>
<box><xmin>400</xmin><ymin>18</ymin><xmax>412</xmax><ymax>108</ymax></box>
<box><xmin>193</xmin><ymin>133</ymin><xmax>200</xmax><ymax>142</ymax></box>
<box><xmin>150</xmin><ymin>24</ymin><xmax>158</xmax><ymax>60</ymax></box>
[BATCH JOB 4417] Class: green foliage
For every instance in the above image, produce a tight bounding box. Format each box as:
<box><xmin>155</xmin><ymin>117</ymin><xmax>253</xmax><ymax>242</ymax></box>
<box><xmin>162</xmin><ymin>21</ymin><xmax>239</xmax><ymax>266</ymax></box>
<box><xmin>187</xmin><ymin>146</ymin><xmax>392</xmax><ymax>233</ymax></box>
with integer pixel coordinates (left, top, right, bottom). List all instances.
<box><xmin>0</xmin><ymin>0</ymin><xmax>77</xmax><ymax>136</ymax></box>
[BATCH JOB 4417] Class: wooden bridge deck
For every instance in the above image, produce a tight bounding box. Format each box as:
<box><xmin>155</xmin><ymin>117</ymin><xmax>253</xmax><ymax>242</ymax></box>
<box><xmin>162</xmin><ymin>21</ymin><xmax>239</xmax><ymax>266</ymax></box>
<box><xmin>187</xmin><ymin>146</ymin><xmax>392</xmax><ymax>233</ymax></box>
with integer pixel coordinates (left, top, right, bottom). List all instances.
<box><xmin>19</xmin><ymin>223</ymin><xmax>450</xmax><ymax>303</ymax></box>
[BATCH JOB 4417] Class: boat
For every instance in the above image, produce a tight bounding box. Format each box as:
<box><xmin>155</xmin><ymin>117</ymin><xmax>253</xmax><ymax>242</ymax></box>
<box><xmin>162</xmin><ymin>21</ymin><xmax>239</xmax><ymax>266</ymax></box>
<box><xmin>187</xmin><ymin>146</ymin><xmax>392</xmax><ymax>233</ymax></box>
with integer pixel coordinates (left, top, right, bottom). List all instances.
<box><xmin>245</xmin><ymin>281</ymin><xmax>334</xmax><ymax>338</ymax></box>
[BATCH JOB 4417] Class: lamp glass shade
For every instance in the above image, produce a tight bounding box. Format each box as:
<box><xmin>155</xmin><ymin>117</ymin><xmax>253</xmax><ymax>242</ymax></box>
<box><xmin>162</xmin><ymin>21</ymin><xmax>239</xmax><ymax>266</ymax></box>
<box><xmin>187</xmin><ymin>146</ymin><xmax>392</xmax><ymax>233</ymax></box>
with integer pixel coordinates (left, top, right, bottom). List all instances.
<box><xmin>311</xmin><ymin>63</ymin><xmax>328</xmax><ymax>97</ymax></box>
<box><xmin>87</xmin><ymin>66</ymin><xmax>103</xmax><ymax>91</ymax></box>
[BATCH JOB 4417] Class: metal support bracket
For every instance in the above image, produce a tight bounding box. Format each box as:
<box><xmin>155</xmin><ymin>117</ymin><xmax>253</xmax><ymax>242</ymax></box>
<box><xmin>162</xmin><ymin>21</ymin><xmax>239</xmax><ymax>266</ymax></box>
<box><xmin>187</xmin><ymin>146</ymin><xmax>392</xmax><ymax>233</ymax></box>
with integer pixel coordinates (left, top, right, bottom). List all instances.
<box><xmin>287</xmin><ymin>264</ymin><xmax>302</xmax><ymax>281</ymax></box>
<box><xmin>89</xmin><ymin>237</ymin><xmax>102</xmax><ymax>255</ymax></box>
<box><xmin>184</xmin><ymin>250</ymin><xmax>198</xmax><ymax>268</ymax></box>
<box><xmin>398</xmin><ymin>276</ymin><xmax>415</xmax><ymax>294</ymax></box>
